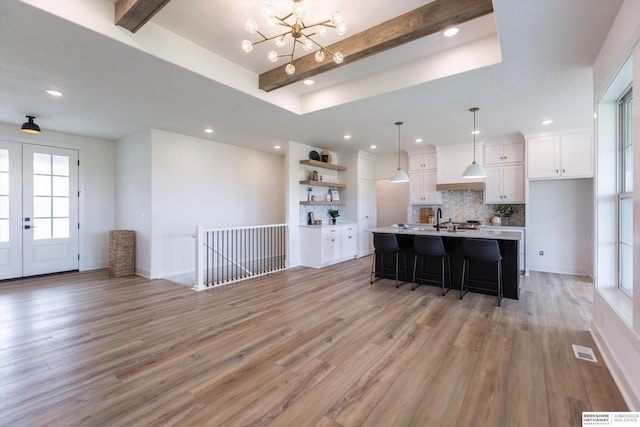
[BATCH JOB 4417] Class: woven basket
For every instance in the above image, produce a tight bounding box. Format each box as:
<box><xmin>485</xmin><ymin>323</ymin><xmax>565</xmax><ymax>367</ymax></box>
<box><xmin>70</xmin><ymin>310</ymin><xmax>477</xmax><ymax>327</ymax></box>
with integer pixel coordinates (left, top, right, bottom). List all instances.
<box><xmin>108</xmin><ymin>230</ymin><xmax>135</xmax><ymax>277</ymax></box>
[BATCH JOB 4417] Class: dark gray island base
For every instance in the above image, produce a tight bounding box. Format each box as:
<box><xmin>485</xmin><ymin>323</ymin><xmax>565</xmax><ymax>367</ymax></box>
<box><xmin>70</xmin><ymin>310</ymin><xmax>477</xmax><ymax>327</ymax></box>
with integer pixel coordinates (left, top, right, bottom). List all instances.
<box><xmin>369</xmin><ymin>226</ymin><xmax>521</xmax><ymax>300</ymax></box>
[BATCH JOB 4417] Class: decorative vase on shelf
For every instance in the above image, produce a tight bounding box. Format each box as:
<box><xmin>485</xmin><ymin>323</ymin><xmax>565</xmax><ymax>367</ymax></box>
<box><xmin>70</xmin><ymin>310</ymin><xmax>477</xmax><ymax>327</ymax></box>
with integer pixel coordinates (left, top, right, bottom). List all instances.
<box><xmin>331</xmin><ymin>218</ymin><xmax>336</xmax><ymax>225</ymax></box>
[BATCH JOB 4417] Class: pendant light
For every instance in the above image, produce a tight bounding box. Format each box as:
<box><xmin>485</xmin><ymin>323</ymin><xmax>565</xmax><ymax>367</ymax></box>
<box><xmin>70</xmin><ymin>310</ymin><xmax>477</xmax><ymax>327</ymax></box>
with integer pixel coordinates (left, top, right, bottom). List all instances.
<box><xmin>390</xmin><ymin>121</ymin><xmax>409</xmax><ymax>182</ymax></box>
<box><xmin>462</xmin><ymin>107</ymin><xmax>486</xmax><ymax>178</ymax></box>
<box><xmin>21</xmin><ymin>115</ymin><xmax>41</xmax><ymax>134</ymax></box>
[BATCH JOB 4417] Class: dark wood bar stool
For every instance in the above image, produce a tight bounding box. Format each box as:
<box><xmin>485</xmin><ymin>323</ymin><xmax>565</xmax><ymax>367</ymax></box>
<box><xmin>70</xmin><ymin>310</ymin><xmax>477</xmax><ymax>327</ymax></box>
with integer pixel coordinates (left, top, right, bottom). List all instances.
<box><xmin>412</xmin><ymin>235</ymin><xmax>451</xmax><ymax>295</ymax></box>
<box><xmin>371</xmin><ymin>233</ymin><xmax>407</xmax><ymax>288</ymax></box>
<box><xmin>461</xmin><ymin>238</ymin><xmax>503</xmax><ymax>306</ymax></box>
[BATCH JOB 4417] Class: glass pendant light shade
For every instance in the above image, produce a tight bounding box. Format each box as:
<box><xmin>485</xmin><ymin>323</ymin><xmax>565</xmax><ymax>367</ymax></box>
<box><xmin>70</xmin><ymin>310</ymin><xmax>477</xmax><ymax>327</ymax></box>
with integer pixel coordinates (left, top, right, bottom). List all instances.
<box><xmin>390</xmin><ymin>168</ymin><xmax>409</xmax><ymax>183</ymax></box>
<box><xmin>462</xmin><ymin>107</ymin><xmax>486</xmax><ymax>179</ymax></box>
<box><xmin>390</xmin><ymin>121</ymin><xmax>409</xmax><ymax>183</ymax></box>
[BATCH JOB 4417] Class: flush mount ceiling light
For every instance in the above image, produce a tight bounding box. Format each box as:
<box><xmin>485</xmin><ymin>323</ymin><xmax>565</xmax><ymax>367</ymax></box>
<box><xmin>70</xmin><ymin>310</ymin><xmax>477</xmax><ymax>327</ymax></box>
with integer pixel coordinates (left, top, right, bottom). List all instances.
<box><xmin>242</xmin><ymin>0</ymin><xmax>346</xmax><ymax>76</ymax></box>
<box><xmin>462</xmin><ymin>107</ymin><xmax>486</xmax><ymax>179</ymax></box>
<box><xmin>390</xmin><ymin>121</ymin><xmax>409</xmax><ymax>183</ymax></box>
<box><xmin>20</xmin><ymin>115</ymin><xmax>41</xmax><ymax>134</ymax></box>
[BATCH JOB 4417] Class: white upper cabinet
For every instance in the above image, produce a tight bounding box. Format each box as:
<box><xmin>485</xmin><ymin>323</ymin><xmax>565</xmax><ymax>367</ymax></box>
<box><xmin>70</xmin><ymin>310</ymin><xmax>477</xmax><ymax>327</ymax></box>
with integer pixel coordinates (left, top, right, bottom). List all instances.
<box><xmin>484</xmin><ymin>142</ymin><xmax>525</xmax><ymax>165</ymax></box>
<box><xmin>408</xmin><ymin>151</ymin><xmax>437</xmax><ymax>171</ymax></box>
<box><xmin>484</xmin><ymin>164</ymin><xmax>525</xmax><ymax>203</ymax></box>
<box><xmin>409</xmin><ymin>170</ymin><xmax>442</xmax><ymax>204</ymax></box>
<box><xmin>527</xmin><ymin>133</ymin><xmax>593</xmax><ymax>179</ymax></box>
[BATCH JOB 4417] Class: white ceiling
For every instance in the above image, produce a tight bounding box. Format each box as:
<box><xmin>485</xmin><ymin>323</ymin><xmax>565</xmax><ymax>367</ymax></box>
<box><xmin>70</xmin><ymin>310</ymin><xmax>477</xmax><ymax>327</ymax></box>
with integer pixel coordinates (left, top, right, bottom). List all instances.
<box><xmin>0</xmin><ymin>0</ymin><xmax>623</xmax><ymax>156</ymax></box>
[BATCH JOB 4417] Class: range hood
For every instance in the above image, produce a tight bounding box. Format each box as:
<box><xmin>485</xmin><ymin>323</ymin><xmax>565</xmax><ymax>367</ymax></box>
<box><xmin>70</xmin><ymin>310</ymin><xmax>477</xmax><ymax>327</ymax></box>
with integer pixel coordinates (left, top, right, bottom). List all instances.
<box><xmin>435</xmin><ymin>182</ymin><xmax>485</xmax><ymax>191</ymax></box>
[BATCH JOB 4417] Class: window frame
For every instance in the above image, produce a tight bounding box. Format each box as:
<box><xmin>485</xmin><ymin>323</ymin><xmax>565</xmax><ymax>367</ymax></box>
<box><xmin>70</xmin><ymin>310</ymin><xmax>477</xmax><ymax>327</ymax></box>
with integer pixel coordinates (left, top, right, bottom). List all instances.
<box><xmin>617</xmin><ymin>86</ymin><xmax>633</xmax><ymax>297</ymax></box>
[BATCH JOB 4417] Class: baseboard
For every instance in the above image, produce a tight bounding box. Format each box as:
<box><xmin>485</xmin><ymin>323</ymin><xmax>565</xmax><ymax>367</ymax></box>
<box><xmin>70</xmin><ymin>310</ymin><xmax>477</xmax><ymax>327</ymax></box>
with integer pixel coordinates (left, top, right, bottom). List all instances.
<box><xmin>590</xmin><ymin>320</ymin><xmax>640</xmax><ymax>410</ymax></box>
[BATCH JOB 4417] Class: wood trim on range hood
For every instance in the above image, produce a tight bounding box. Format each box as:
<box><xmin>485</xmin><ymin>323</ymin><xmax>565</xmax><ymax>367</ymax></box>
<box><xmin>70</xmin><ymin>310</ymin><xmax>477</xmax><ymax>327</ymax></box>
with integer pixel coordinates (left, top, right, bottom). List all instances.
<box><xmin>435</xmin><ymin>182</ymin><xmax>485</xmax><ymax>191</ymax></box>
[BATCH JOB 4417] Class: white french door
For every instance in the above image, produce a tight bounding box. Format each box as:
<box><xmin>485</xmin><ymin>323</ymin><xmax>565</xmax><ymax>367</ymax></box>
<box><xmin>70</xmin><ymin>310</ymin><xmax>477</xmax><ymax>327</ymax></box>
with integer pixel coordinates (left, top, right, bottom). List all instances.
<box><xmin>0</xmin><ymin>141</ymin><xmax>79</xmax><ymax>280</ymax></box>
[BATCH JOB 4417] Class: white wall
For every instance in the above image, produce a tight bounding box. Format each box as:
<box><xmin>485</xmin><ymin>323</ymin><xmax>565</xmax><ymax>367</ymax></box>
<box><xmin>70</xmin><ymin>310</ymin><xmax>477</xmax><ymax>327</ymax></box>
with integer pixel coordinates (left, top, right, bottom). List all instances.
<box><xmin>0</xmin><ymin>122</ymin><xmax>115</xmax><ymax>271</ymax></box>
<box><xmin>376</xmin><ymin>180</ymin><xmax>409</xmax><ymax>226</ymax></box>
<box><xmin>591</xmin><ymin>0</ymin><xmax>640</xmax><ymax>410</ymax></box>
<box><xmin>146</xmin><ymin>129</ymin><xmax>285</xmax><ymax>279</ymax></box>
<box><xmin>115</xmin><ymin>130</ymin><xmax>152</xmax><ymax>276</ymax></box>
<box><xmin>527</xmin><ymin>179</ymin><xmax>593</xmax><ymax>276</ymax></box>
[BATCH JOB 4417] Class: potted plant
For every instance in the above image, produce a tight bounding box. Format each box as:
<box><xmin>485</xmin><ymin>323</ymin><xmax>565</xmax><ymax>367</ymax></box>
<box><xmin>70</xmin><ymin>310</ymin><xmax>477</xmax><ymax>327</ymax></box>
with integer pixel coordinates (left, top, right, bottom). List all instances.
<box><xmin>328</xmin><ymin>209</ymin><xmax>340</xmax><ymax>224</ymax></box>
<box><xmin>493</xmin><ymin>204</ymin><xmax>518</xmax><ymax>226</ymax></box>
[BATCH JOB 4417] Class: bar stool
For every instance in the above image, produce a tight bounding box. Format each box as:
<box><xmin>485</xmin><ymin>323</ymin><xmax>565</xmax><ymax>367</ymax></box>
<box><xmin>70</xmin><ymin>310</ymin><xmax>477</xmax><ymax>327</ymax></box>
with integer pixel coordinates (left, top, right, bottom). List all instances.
<box><xmin>412</xmin><ymin>235</ymin><xmax>451</xmax><ymax>295</ymax></box>
<box><xmin>461</xmin><ymin>239</ymin><xmax>503</xmax><ymax>306</ymax></box>
<box><xmin>371</xmin><ymin>233</ymin><xmax>407</xmax><ymax>288</ymax></box>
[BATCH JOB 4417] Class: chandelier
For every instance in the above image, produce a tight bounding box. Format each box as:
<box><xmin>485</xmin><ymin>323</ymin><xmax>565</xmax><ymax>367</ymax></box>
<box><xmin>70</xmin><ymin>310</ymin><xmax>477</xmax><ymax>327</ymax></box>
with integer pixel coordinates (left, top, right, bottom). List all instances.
<box><xmin>242</xmin><ymin>0</ymin><xmax>347</xmax><ymax>76</ymax></box>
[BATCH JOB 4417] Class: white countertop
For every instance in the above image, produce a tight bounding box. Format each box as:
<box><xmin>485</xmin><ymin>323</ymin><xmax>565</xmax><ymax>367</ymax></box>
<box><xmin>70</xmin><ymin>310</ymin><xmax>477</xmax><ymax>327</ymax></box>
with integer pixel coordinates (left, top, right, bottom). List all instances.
<box><xmin>369</xmin><ymin>225</ymin><xmax>523</xmax><ymax>241</ymax></box>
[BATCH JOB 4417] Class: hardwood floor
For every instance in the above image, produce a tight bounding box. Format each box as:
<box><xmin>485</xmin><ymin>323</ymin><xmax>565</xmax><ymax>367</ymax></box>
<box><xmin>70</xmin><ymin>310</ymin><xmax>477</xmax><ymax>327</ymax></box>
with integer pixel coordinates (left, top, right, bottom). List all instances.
<box><xmin>0</xmin><ymin>257</ymin><xmax>627</xmax><ymax>426</ymax></box>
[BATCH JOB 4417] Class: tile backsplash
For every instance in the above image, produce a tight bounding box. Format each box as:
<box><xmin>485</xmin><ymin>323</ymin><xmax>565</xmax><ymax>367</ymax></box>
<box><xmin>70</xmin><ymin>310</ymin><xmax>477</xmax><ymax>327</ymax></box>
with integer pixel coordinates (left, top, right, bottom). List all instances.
<box><xmin>410</xmin><ymin>190</ymin><xmax>525</xmax><ymax>226</ymax></box>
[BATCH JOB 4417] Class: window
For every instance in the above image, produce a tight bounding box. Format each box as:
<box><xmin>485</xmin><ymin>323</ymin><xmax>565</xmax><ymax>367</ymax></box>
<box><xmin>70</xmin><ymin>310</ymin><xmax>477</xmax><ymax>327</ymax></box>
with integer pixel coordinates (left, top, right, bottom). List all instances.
<box><xmin>618</xmin><ymin>87</ymin><xmax>633</xmax><ymax>296</ymax></box>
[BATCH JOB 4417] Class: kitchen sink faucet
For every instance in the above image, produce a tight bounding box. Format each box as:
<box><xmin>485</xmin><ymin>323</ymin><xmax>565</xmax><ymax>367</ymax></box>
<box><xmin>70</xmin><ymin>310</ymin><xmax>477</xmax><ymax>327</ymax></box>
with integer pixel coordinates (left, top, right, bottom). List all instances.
<box><xmin>436</xmin><ymin>208</ymin><xmax>442</xmax><ymax>231</ymax></box>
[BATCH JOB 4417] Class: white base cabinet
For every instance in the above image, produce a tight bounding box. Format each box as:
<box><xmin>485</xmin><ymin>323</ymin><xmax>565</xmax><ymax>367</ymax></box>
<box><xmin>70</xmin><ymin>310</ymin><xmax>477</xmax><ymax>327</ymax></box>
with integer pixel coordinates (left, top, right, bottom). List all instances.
<box><xmin>300</xmin><ymin>223</ymin><xmax>358</xmax><ymax>268</ymax></box>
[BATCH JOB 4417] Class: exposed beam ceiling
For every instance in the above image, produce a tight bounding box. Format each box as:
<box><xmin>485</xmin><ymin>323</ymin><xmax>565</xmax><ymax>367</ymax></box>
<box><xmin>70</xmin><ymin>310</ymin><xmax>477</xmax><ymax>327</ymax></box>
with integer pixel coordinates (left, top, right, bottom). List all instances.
<box><xmin>115</xmin><ymin>0</ymin><xmax>172</xmax><ymax>33</ymax></box>
<box><xmin>259</xmin><ymin>0</ymin><xmax>494</xmax><ymax>92</ymax></box>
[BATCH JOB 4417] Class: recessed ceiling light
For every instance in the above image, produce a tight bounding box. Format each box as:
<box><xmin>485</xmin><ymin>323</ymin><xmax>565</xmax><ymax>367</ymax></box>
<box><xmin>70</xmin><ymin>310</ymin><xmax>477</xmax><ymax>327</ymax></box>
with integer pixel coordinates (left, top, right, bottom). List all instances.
<box><xmin>204</xmin><ymin>128</ymin><xmax>214</xmax><ymax>133</ymax></box>
<box><xmin>45</xmin><ymin>89</ymin><xmax>63</xmax><ymax>97</ymax></box>
<box><xmin>343</xmin><ymin>134</ymin><xmax>351</xmax><ymax>140</ymax></box>
<box><xmin>303</xmin><ymin>79</ymin><xmax>314</xmax><ymax>85</ymax></box>
<box><xmin>443</xmin><ymin>27</ymin><xmax>459</xmax><ymax>37</ymax></box>
<box><xmin>541</xmin><ymin>119</ymin><xmax>553</xmax><ymax>125</ymax></box>
<box><xmin>415</xmin><ymin>138</ymin><xmax>423</xmax><ymax>143</ymax></box>
<box><xmin>370</xmin><ymin>145</ymin><xmax>376</xmax><ymax>149</ymax></box>
<box><xmin>274</xmin><ymin>145</ymin><xmax>281</xmax><ymax>149</ymax></box>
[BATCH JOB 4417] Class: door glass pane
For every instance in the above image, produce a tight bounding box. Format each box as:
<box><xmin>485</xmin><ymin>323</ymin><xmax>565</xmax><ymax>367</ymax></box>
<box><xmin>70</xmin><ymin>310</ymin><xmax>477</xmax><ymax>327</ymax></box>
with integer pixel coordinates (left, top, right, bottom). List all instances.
<box><xmin>34</xmin><ymin>175</ymin><xmax>51</xmax><ymax>196</ymax></box>
<box><xmin>52</xmin><ymin>155</ymin><xmax>69</xmax><ymax>176</ymax></box>
<box><xmin>53</xmin><ymin>218</ymin><xmax>69</xmax><ymax>238</ymax></box>
<box><xmin>33</xmin><ymin>153</ymin><xmax>51</xmax><ymax>174</ymax></box>
<box><xmin>0</xmin><ymin>172</ymin><xmax>8</xmax><ymax>194</ymax></box>
<box><xmin>32</xmin><ymin>151</ymin><xmax>71</xmax><ymax>241</ymax></box>
<box><xmin>34</xmin><ymin>196</ymin><xmax>51</xmax><ymax>217</ymax></box>
<box><xmin>52</xmin><ymin>197</ymin><xmax>69</xmax><ymax>217</ymax></box>
<box><xmin>33</xmin><ymin>218</ymin><xmax>51</xmax><ymax>240</ymax></box>
<box><xmin>52</xmin><ymin>176</ymin><xmax>69</xmax><ymax>196</ymax></box>
<box><xmin>0</xmin><ymin>219</ymin><xmax>8</xmax><ymax>242</ymax></box>
<box><xmin>0</xmin><ymin>149</ymin><xmax>8</xmax><ymax>171</ymax></box>
<box><xmin>0</xmin><ymin>195</ymin><xmax>8</xmax><ymax>217</ymax></box>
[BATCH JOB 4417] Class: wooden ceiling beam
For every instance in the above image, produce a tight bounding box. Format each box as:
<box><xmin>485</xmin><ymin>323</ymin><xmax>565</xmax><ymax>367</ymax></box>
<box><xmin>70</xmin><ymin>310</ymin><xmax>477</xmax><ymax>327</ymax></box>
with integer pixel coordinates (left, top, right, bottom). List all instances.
<box><xmin>115</xmin><ymin>0</ymin><xmax>172</xmax><ymax>33</ymax></box>
<box><xmin>259</xmin><ymin>0</ymin><xmax>494</xmax><ymax>92</ymax></box>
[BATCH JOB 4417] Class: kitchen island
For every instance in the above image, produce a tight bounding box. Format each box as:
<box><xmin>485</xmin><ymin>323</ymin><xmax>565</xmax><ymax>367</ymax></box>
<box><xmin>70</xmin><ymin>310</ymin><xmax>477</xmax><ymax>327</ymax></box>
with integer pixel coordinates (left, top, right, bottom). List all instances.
<box><xmin>369</xmin><ymin>226</ymin><xmax>522</xmax><ymax>299</ymax></box>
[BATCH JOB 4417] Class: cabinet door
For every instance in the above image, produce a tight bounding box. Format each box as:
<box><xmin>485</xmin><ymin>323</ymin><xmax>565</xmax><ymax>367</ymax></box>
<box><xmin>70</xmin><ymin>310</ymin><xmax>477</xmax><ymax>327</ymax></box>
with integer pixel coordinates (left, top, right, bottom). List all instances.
<box><xmin>408</xmin><ymin>172</ymin><xmax>425</xmax><ymax>203</ymax></box>
<box><xmin>358</xmin><ymin>179</ymin><xmax>376</xmax><ymax>257</ymax></box>
<box><xmin>408</xmin><ymin>155</ymin><xmax>424</xmax><ymax>172</ymax></box>
<box><xmin>484</xmin><ymin>145</ymin><xmax>505</xmax><ymax>165</ymax></box>
<box><xmin>560</xmin><ymin>134</ymin><xmax>593</xmax><ymax>177</ymax></box>
<box><xmin>408</xmin><ymin>152</ymin><xmax>436</xmax><ymax>172</ymax></box>
<box><xmin>483</xmin><ymin>166</ymin><xmax>503</xmax><ymax>203</ymax></box>
<box><xmin>421</xmin><ymin>170</ymin><xmax>442</xmax><ymax>203</ymax></box>
<box><xmin>502</xmin><ymin>164</ymin><xmax>525</xmax><ymax>203</ymax></box>
<box><xmin>527</xmin><ymin>136</ymin><xmax>559</xmax><ymax>178</ymax></box>
<box><xmin>321</xmin><ymin>227</ymin><xmax>341</xmax><ymax>263</ymax></box>
<box><xmin>341</xmin><ymin>225</ymin><xmax>357</xmax><ymax>258</ymax></box>
<box><xmin>503</xmin><ymin>143</ymin><xmax>525</xmax><ymax>164</ymax></box>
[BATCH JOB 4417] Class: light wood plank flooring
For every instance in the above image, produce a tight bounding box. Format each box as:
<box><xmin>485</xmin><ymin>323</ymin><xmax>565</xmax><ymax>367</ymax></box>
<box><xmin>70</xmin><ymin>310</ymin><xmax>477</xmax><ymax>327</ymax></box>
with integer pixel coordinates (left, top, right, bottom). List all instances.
<box><xmin>0</xmin><ymin>256</ymin><xmax>627</xmax><ymax>426</ymax></box>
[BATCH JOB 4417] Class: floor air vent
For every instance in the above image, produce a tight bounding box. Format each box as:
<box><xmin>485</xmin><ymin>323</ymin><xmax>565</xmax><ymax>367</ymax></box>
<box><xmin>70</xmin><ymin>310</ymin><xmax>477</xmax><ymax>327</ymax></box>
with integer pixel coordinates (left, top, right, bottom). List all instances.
<box><xmin>572</xmin><ymin>344</ymin><xmax>598</xmax><ymax>363</ymax></box>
